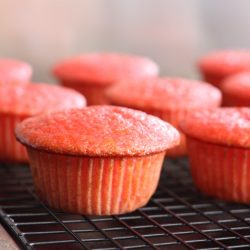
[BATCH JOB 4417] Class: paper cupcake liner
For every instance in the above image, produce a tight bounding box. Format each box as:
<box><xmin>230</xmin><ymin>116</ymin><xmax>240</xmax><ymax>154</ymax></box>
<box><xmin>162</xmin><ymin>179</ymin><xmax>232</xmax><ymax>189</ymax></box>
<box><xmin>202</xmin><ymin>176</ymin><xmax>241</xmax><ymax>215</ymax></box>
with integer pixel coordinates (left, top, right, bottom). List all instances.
<box><xmin>61</xmin><ymin>80</ymin><xmax>110</xmax><ymax>105</ymax></box>
<box><xmin>0</xmin><ymin>114</ymin><xmax>28</xmax><ymax>163</ymax></box>
<box><xmin>187</xmin><ymin>136</ymin><xmax>250</xmax><ymax>203</ymax></box>
<box><xmin>27</xmin><ymin>148</ymin><xmax>165</xmax><ymax>215</ymax></box>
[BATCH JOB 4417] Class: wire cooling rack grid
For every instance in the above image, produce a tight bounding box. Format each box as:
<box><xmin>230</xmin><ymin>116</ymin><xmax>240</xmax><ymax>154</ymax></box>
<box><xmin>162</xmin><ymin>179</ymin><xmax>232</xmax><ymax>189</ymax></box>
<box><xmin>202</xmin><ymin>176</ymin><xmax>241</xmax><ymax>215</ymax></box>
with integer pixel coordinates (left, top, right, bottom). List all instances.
<box><xmin>1</xmin><ymin>158</ymin><xmax>250</xmax><ymax>250</ymax></box>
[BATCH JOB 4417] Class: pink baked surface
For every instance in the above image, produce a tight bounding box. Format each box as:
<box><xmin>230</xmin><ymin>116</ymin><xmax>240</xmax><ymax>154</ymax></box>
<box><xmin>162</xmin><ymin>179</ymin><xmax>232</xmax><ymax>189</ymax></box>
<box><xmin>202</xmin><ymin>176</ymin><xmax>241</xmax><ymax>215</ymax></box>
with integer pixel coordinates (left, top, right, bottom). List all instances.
<box><xmin>181</xmin><ymin>108</ymin><xmax>250</xmax><ymax>148</ymax></box>
<box><xmin>0</xmin><ymin>83</ymin><xmax>86</xmax><ymax>116</ymax></box>
<box><xmin>52</xmin><ymin>52</ymin><xmax>159</xmax><ymax>85</ymax></box>
<box><xmin>0</xmin><ymin>58</ymin><xmax>32</xmax><ymax>83</ymax></box>
<box><xmin>199</xmin><ymin>50</ymin><xmax>250</xmax><ymax>77</ymax></box>
<box><xmin>221</xmin><ymin>72</ymin><xmax>250</xmax><ymax>98</ymax></box>
<box><xmin>106</xmin><ymin>77</ymin><xmax>222</xmax><ymax>110</ymax></box>
<box><xmin>16</xmin><ymin>106</ymin><xmax>180</xmax><ymax>156</ymax></box>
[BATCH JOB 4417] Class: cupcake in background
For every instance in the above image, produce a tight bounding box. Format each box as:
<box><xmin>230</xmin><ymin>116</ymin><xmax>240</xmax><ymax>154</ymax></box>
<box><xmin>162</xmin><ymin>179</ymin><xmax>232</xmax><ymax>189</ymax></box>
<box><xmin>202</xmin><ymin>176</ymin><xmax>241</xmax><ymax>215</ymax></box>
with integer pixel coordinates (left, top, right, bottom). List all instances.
<box><xmin>181</xmin><ymin>108</ymin><xmax>250</xmax><ymax>204</ymax></box>
<box><xmin>15</xmin><ymin>106</ymin><xmax>180</xmax><ymax>215</ymax></box>
<box><xmin>198</xmin><ymin>50</ymin><xmax>250</xmax><ymax>87</ymax></box>
<box><xmin>221</xmin><ymin>72</ymin><xmax>250</xmax><ymax>106</ymax></box>
<box><xmin>0</xmin><ymin>58</ymin><xmax>32</xmax><ymax>84</ymax></box>
<box><xmin>106</xmin><ymin>77</ymin><xmax>222</xmax><ymax>156</ymax></box>
<box><xmin>52</xmin><ymin>52</ymin><xmax>159</xmax><ymax>105</ymax></box>
<box><xmin>0</xmin><ymin>83</ymin><xmax>86</xmax><ymax>163</ymax></box>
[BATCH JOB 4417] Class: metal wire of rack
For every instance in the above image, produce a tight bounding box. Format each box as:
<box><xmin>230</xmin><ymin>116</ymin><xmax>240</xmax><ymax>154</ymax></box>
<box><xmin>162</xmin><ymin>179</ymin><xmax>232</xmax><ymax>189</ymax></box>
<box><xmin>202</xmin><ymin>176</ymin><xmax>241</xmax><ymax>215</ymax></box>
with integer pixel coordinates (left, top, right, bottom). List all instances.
<box><xmin>1</xmin><ymin>158</ymin><xmax>250</xmax><ymax>250</ymax></box>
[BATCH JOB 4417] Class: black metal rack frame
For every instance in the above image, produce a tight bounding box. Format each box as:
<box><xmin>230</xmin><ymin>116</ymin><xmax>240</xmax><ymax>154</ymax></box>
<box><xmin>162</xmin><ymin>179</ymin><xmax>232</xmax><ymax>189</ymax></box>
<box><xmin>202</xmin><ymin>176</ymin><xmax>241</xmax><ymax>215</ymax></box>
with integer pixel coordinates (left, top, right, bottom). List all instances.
<box><xmin>1</xmin><ymin>158</ymin><xmax>250</xmax><ymax>250</ymax></box>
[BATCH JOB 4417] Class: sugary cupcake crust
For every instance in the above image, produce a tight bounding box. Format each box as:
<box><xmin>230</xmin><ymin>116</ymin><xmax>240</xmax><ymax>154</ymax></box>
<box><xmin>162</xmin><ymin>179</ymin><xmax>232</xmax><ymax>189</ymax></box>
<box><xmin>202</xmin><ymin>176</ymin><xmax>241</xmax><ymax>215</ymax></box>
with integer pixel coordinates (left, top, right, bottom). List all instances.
<box><xmin>16</xmin><ymin>106</ymin><xmax>180</xmax><ymax>157</ymax></box>
<box><xmin>106</xmin><ymin>77</ymin><xmax>222</xmax><ymax>110</ymax></box>
<box><xmin>0</xmin><ymin>83</ymin><xmax>86</xmax><ymax>116</ymax></box>
<box><xmin>181</xmin><ymin>108</ymin><xmax>250</xmax><ymax>148</ymax></box>
<box><xmin>53</xmin><ymin>52</ymin><xmax>159</xmax><ymax>85</ymax></box>
<box><xmin>0</xmin><ymin>58</ymin><xmax>32</xmax><ymax>82</ymax></box>
<box><xmin>199</xmin><ymin>50</ymin><xmax>250</xmax><ymax>77</ymax></box>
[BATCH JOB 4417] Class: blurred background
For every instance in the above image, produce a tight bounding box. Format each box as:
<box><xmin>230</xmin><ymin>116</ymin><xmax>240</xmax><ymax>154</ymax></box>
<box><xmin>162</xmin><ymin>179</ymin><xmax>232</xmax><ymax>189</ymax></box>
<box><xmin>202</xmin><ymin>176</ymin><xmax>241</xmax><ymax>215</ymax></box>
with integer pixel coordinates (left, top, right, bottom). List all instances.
<box><xmin>0</xmin><ymin>0</ymin><xmax>250</xmax><ymax>82</ymax></box>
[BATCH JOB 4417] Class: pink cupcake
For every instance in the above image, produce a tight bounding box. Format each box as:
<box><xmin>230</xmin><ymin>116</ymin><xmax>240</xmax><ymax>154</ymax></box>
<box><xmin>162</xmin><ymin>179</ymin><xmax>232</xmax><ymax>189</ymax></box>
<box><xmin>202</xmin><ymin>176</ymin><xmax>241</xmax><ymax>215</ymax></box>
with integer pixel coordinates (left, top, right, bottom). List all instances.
<box><xmin>198</xmin><ymin>50</ymin><xmax>250</xmax><ymax>87</ymax></box>
<box><xmin>0</xmin><ymin>83</ymin><xmax>86</xmax><ymax>163</ymax></box>
<box><xmin>52</xmin><ymin>52</ymin><xmax>159</xmax><ymax>105</ymax></box>
<box><xmin>181</xmin><ymin>108</ymin><xmax>250</xmax><ymax>203</ymax></box>
<box><xmin>0</xmin><ymin>58</ymin><xmax>32</xmax><ymax>84</ymax></box>
<box><xmin>106</xmin><ymin>77</ymin><xmax>222</xmax><ymax>156</ymax></box>
<box><xmin>221</xmin><ymin>72</ymin><xmax>250</xmax><ymax>106</ymax></box>
<box><xmin>16</xmin><ymin>106</ymin><xmax>180</xmax><ymax>215</ymax></box>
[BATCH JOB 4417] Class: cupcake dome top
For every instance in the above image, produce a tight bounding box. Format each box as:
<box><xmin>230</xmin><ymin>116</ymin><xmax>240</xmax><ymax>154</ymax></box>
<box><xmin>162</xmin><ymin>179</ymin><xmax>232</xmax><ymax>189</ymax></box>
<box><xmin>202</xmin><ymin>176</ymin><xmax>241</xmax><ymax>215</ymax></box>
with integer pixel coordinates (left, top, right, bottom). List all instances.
<box><xmin>106</xmin><ymin>78</ymin><xmax>222</xmax><ymax>110</ymax></box>
<box><xmin>16</xmin><ymin>106</ymin><xmax>180</xmax><ymax>157</ymax></box>
<box><xmin>221</xmin><ymin>72</ymin><xmax>250</xmax><ymax>97</ymax></box>
<box><xmin>0</xmin><ymin>58</ymin><xmax>32</xmax><ymax>83</ymax></box>
<box><xmin>199</xmin><ymin>50</ymin><xmax>250</xmax><ymax>77</ymax></box>
<box><xmin>181</xmin><ymin>108</ymin><xmax>250</xmax><ymax>148</ymax></box>
<box><xmin>0</xmin><ymin>83</ymin><xmax>86</xmax><ymax>116</ymax></box>
<box><xmin>52</xmin><ymin>52</ymin><xmax>159</xmax><ymax>85</ymax></box>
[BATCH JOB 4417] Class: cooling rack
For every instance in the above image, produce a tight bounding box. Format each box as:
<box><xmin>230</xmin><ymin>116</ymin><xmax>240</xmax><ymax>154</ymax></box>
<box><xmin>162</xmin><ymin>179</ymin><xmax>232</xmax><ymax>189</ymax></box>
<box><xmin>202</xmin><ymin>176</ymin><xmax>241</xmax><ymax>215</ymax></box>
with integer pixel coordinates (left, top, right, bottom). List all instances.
<box><xmin>0</xmin><ymin>158</ymin><xmax>250</xmax><ymax>250</ymax></box>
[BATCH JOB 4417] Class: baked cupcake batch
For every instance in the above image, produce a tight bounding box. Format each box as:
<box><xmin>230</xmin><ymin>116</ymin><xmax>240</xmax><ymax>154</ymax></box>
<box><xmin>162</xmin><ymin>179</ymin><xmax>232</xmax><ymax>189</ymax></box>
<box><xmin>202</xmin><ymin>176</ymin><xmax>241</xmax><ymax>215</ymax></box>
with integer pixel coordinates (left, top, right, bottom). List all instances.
<box><xmin>1</xmin><ymin>49</ymin><xmax>250</xmax><ymax>215</ymax></box>
<box><xmin>198</xmin><ymin>50</ymin><xmax>250</xmax><ymax>87</ymax></box>
<box><xmin>181</xmin><ymin>108</ymin><xmax>250</xmax><ymax>203</ymax></box>
<box><xmin>106</xmin><ymin>77</ymin><xmax>222</xmax><ymax>156</ymax></box>
<box><xmin>53</xmin><ymin>52</ymin><xmax>159</xmax><ymax>105</ymax></box>
<box><xmin>0</xmin><ymin>83</ymin><xmax>86</xmax><ymax>162</ymax></box>
<box><xmin>16</xmin><ymin>106</ymin><xmax>179</xmax><ymax>215</ymax></box>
